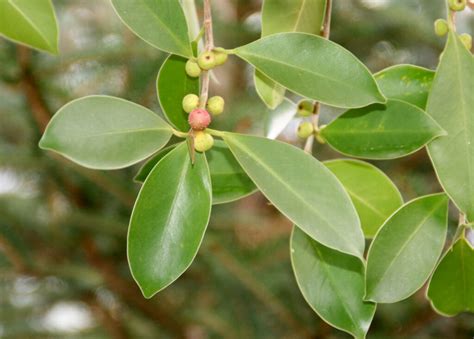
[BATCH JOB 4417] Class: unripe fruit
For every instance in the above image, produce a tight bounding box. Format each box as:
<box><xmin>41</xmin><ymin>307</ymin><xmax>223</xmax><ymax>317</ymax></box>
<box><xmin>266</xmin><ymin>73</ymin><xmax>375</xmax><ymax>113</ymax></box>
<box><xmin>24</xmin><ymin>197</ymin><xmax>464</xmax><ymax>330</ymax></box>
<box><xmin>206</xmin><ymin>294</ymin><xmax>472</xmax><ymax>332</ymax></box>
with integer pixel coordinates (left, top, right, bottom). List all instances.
<box><xmin>297</xmin><ymin>100</ymin><xmax>313</xmax><ymax>117</ymax></box>
<box><xmin>198</xmin><ymin>51</ymin><xmax>216</xmax><ymax>70</ymax></box>
<box><xmin>297</xmin><ymin>122</ymin><xmax>314</xmax><ymax>139</ymax></box>
<box><xmin>185</xmin><ymin>59</ymin><xmax>201</xmax><ymax>77</ymax></box>
<box><xmin>460</xmin><ymin>33</ymin><xmax>472</xmax><ymax>50</ymax></box>
<box><xmin>434</xmin><ymin>19</ymin><xmax>449</xmax><ymax>37</ymax></box>
<box><xmin>207</xmin><ymin>96</ymin><xmax>225</xmax><ymax>115</ymax></box>
<box><xmin>188</xmin><ymin>108</ymin><xmax>211</xmax><ymax>130</ymax></box>
<box><xmin>194</xmin><ymin>131</ymin><xmax>214</xmax><ymax>152</ymax></box>
<box><xmin>182</xmin><ymin>94</ymin><xmax>200</xmax><ymax>113</ymax></box>
<box><xmin>214</xmin><ymin>50</ymin><xmax>228</xmax><ymax>66</ymax></box>
<box><xmin>448</xmin><ymin>0</ymin><xmax>466</xmax><ymax>11</ymax></box>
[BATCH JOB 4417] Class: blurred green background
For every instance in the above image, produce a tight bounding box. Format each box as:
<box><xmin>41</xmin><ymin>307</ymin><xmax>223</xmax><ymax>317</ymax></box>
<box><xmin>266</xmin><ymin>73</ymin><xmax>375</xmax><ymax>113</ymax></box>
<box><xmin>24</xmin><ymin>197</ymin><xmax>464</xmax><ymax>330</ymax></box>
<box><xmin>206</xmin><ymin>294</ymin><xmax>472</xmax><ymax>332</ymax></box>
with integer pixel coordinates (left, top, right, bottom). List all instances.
<box><xmin>1</xmin><ymin>0</ymin><xmax>474</xmax><ymax>338</ymax></box>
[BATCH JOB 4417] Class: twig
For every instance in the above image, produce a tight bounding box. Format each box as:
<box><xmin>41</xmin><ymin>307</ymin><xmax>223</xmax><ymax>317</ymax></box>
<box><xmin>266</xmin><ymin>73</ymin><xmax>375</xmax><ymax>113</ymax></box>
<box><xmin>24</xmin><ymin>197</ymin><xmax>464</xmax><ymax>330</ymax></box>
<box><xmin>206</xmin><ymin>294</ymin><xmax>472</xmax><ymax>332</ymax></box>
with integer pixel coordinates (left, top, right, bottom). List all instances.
<box><xmin>84</xmin><ymin>293</ymin><xmax>129</xmax><ymax>339</ymax></box>
<box><xmin>199</xmin><ymin>0</ymin><xmax>215</xmax><ymax>108</ymax></box>
<box><xmin>17</xmin><ymin>47</ymin><xmax>51</xmax><ymax>133</ymax></box>
<box><xmin>304</xmin><ymin>0</ymin><xmax>332</xmax><ymax>154</ymax></box>
<box><xmin>0</xmin><ymin>235</ymin><xmax>28</xmax><ymax>273</ymax></box>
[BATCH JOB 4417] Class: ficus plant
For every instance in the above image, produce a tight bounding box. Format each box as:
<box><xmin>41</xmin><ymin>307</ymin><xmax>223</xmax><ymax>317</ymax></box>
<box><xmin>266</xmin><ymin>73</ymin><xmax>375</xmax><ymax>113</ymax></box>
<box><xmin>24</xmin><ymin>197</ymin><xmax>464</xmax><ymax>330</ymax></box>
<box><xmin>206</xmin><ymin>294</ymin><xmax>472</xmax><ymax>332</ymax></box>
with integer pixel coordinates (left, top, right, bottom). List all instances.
<box><xmin>1</xmin><ymin>0</ymin><xmax>474</xmax><ymax>337</ymax></box>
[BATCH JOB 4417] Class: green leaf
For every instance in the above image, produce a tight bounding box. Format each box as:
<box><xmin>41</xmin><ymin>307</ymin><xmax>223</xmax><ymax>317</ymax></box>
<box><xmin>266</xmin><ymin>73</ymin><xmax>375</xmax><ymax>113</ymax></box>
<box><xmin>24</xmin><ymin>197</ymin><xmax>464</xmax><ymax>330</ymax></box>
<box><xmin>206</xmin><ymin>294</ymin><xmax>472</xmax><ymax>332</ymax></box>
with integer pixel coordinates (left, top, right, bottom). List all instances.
<box><xmin>134</xmin><ymin>141</ymin><xmax>257</xmax><ymax>204</ymax></box>
<box><xmin>427</xmin><ymin>32</ymin><xmax>474</xmax><ymax>221</ymax></box>
<box><xmin>263</xmin><ymin>98</ymin><xmax>296</xmax><ymax>139</ymax></box>
<box><xmin>157</xmin><ymin>54</ymin><xmax>199</xmax><ymax>131</ymax></box>
<box><xmin>39</xmin><ymin>95</ymin><xmax>172</xmax><ymax>170</ymax></box>
<box><xmin>111</xmin><ymin>0</ymin><xmax>192</xmax><ymax>57</ymax></box>
<box><xmin>128</xmin><ymin>143</ymin><xmax>212</xmax><ymax>298</ymax></box>
<box><xmin>234</xmin><ymin>33</ymin><xmax>385</xmax><ymax>108</ymax></box>
<box><xmin>0</xmin><ymin>0</ymin><xmax>58</xmax><ymax>54</ymax></box>
<box><xmin>427</xmin><ymin>231</ymin><xmax>474</xmax><ymax>316</ymax></box>
<box><xmin>321</xmin><ymin>99</ymin><xmax>446</xmax><ymax>159</ymax></box>
<box><xmin>206</xmin><ymin>140</ymin><xmax>257</xmax><ymax>204</ymax></box>
<box><xmin>254</xmin><ymin>70</ymin><xmax>286</xmax><ymax>110</ymax></box>
<box><xmin>375</xmin><ymin>64</ymin><xmax>435</xmax><ymax>109</ymax></box>
<box><xmin>254</xmin><ymin>0</ymin><xmax>326</xmax><ymax>109</ymax></box>
<box><xmin>223</xmin><ymin>133</ymin><xmax>364</xmax><ymax>259</ymax></box>
<box><xmin>261</xmin><ymin>0</ymin><xmax>326</xmax><ymax>36</ymax></box>
<box><xmin>324</xmin><ymin>159</ymin><xmax>403</xmax><ymax>238</ymax></box>
<box><xmin>291</xmin><ymin>226</ymin><xmax>376</xmax><ymax>339</ymax></box>
<box><xmin>134</xmin><ymin>144</ymin><xmax>178</xmax><ymax>183</ymax></box>
<box><xmin>365</xmin><ymin>193</ymin><xmax>448</xmax><ymax>303</ymax></box>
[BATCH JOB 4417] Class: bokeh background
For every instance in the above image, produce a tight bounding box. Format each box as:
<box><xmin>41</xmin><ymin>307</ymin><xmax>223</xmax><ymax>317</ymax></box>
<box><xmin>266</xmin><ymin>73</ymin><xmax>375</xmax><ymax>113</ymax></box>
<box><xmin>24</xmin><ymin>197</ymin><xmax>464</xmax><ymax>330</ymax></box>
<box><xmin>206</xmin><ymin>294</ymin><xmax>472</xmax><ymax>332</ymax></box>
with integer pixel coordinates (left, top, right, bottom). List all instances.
<box><xmin>1</xmin><ymin>0</ymin><xmax>474</xmax><ymax>338</ymax></box>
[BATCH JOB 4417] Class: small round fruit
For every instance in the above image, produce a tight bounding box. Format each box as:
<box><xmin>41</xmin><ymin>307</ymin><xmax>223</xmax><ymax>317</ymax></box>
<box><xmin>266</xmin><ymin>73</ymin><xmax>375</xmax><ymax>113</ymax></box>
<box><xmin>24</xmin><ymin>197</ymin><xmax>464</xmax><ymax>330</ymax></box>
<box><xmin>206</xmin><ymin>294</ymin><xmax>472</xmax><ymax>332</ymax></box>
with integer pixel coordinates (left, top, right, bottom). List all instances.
<box><xmin>297</xmin><ymin>100</ymin><xmax>313</xmax><ymax>117</ymax></box>
<box><xmin>448</xmin><ymin>0</ymin><xmax>466</xmax><ymax>11</ymax></box>
<box><xmin>434</xmin><ymin>19</ymin><xmax>449</xmax><ymax>37</ymax></box>
<box><xmin>198</xmin><ymin>51</ymin><xmax>216</xmax><ymax>70</ymax></box>
<box><xmin>297</xmin><ymin>122</ymin><xmax>314</xmax><ymax>139</ymax></box>
<box><xmin>214</xmin><ymin>50</ymin><xmax>228</xmax><ymax>66</ymax></box>
<box><xmin>460</xmin><ymin>33</ymin><xmax>472</xmax><ymax>50</ymax></box>
<box><xmin>188</xmin><ymin>108</ymin><xmax>211</xmax><ymax>130</ymax></box>
<box><xmin>207</xmin><ymin>96</ymin><xmax>225</xmax><ymax>115</ymax></box>
<box><xmin>185</xmin><ymin>59</ymin><xmax>201</xmax><ymax>77</ymax></box>
<box><xmin>182</xmin><ymin>94</ymin><xmax>200</xmax><ymax>113</ymax></box>
<box><xmin>194</xmin><ymin>131</ymin><xmax>214</xmax><ymax>152</ymax></box>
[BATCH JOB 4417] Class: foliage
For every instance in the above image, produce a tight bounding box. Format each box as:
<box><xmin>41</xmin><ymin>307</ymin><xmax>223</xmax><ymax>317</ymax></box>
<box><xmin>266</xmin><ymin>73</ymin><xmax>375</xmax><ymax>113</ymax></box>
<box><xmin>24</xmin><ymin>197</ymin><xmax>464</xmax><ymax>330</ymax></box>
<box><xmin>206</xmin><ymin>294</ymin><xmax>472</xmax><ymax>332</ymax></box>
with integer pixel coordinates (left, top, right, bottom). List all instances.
<box><xmin>1</xmin><ymin>0</ymin><xmax>474</xmax><ymax>337</ymax></box>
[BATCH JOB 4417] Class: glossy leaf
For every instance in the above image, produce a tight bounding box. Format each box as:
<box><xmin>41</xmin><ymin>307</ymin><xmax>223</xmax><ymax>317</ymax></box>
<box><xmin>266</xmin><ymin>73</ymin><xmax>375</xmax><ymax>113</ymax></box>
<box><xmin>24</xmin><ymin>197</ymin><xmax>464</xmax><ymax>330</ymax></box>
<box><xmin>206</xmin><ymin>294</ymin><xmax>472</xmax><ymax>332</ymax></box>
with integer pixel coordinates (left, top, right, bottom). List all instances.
<box><xmin>264</xmin><ymin>98</ymin><xmax>296</xmax><ymax>139</ymax></box>
<box><xmin>291</xmin><ymin>227</ymin><xmax>376</xmax><ymax>339</ymax></box>
<box><xmin>427</xmin><ymin>32</ymin><xmax>474</xmax><ymax>221</ymax></box>
<box><xmin>39</xmin><ymin>96</ymin><xmax>172</xmax><ymax>170</ymax></box>
<box><xmin>427</xmin><ymin>232</ymin><xmax>474</xmax><ymax>316</ymax></box>
<box><xmin>375</xmin><ymin>64</ymin><xmax>435</xmax><ymax>109</ymax></box>
<box><xmin>261</xmin><ymin>0</ymin><xmax>326</xmax><ymax>36</ymax></box>
<box><xmin>255</xmin><ymin>0</ymin><xmax>326</xmax><ymax>109</ymax></box>
<box><xmin>0</xmin><ymin>0</ymin><xmax>58</xmax><ymax>53</ymax></box>
<box><xmin>254</xmin><ymin>70</ymin><xmax>286</xmax><ymax>110</ymax></box>
<box><xmin>324</xmin><ymin>159</ymin><xmax>403</xmax><ymax>238</ymax></box>
<box><xmin>365</xmin><ymin>194</ymin><xmax>448</xmax><ymax>303</ymax></box>
<box><xmin>206</xmin><ymin>140</ymin><xmax>257</xmax><ymax>204</ymax></box>
<box><xmin>223</xmin><ymin>133</ymin><xmax>364</xmax><ymax>259</ymax></box>
<box><xmin>111</xmin><ymin>0</ymin><xmax>192</xmax><ymax>57</ymax></box>
<box><xmin>128</xmin><ymin>143</ymin><xmax>212</xmax><ymax>298</ymax></box>
<box><xmin>321</xmin><ymin>99</ymin><xmax>445</xmax><ymax>159</ymax></box>
<box><xmin>134</xmin><ymin>141</ymin><xmax>257</xmax><ymax>204</ymax></box>
<box><xmin>235</xmin><ymin>33</ymin><xmax>385</xmax><ymax>108</ymax></box>
<box><xmin>157</xmin><ymin>54</ymin><xmax>199</xmax><ymax>131</ymax></box>
<box><xmin>134</xmin><ymin>144</ymin><xmax>178</xmax><ymax>183</ymax></box>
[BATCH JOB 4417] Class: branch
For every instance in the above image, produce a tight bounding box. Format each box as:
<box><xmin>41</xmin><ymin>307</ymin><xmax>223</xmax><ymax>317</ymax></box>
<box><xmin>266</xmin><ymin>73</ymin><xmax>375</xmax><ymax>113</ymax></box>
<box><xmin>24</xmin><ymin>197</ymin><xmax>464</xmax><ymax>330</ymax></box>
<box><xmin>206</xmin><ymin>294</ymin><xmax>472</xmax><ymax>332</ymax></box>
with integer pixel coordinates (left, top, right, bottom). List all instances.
<box><xmin>304</xmin><ymin>0</ymin><xmax>332</xmax><ymax>154</ymax></box>
<box><xmin>84</xmin><ymin>293</ymin><xmax>129</xmax><ymax>339</ymax></box>
<box><xmin>199</xmin><ymin>0</ymin><xmax>215</xmax><ymax>108</ymax></box>
<box><xmin>17</xmin><ymin>46</ymin><xmax>51</xmax><ymax>133</ymax></box>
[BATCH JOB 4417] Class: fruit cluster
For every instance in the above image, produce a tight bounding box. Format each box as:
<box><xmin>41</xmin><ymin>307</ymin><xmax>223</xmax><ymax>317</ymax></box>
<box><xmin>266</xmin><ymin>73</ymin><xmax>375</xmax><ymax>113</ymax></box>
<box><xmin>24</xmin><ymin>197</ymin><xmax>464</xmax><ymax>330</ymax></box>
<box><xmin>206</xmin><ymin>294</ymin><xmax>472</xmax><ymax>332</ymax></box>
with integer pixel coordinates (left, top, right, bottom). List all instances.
<box><xmin>182</xmin><ymin>48</ymin><xmax>229</xmax><ymax>152</ymax></box>
<box><xmin>295</xmin><ymin>100</ymin><xmax>325</xmax><ymax>143</ymax></box>
<box><xmin>434</xmin><ymin>0</ymin><xmax>472</xmax><ymax>50</ymax></box>
<box><xmin>185</xmin><ymin>48</ymin><xmax>228</xmax><ymax>77</ymax></box>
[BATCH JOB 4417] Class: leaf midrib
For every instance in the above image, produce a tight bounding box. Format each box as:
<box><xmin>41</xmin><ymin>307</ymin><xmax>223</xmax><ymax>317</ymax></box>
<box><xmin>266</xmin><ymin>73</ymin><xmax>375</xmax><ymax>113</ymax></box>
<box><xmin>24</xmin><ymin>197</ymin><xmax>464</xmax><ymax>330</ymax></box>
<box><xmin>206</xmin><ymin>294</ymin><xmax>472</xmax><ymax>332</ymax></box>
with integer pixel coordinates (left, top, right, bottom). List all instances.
<box><xmin>310</xmin><ymin>240</ymin><xmax>362</xmax><ymax>334</ymax></box>
<box><xmin>7</xmin><ymin>0</ymin><xmax>53</xmax><ymax>50</ymax></box>
<box><xmin>237</xmin><ymin>48</ymin><xmax>371</xmax><ymax>99</ymax></box>
<box><xmin>451</xmin><ymin>36</ymin><xmax>474</xmax><ymax>214</ymax></box>
<box><xmin>226</xmin><ymin>135</ymin><xmax>360</xmax><ymax>256</ymax></box>
<box><xmin>133</xmin><ymin>0</ymin><xmax>190</xmax><ymax>56</ymax></box>
<box><xmin>78</xmin><ymin>127</ymin><xmax>171</xmax><ymax>139</ymax></box>
<box><xmin>368</xmin><ymin>199</ymin><xmax>444</xmax><ymax>296</ymax></box>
